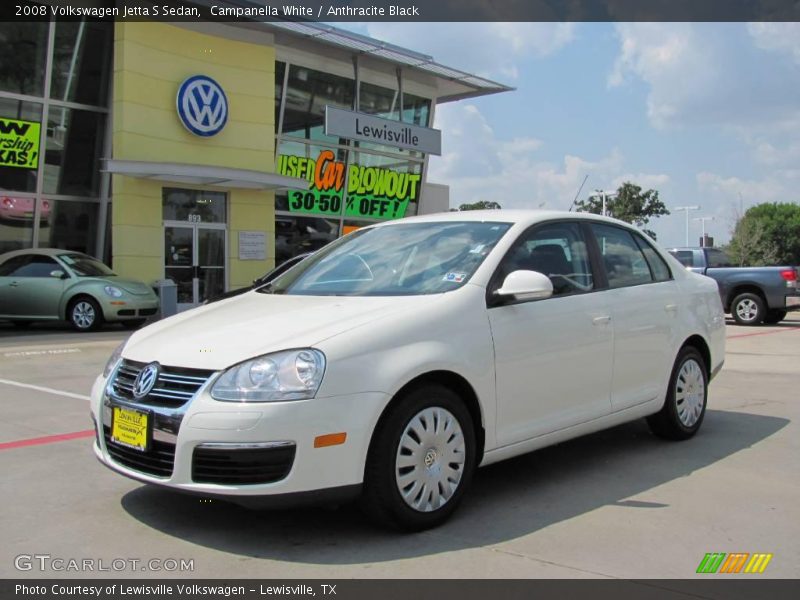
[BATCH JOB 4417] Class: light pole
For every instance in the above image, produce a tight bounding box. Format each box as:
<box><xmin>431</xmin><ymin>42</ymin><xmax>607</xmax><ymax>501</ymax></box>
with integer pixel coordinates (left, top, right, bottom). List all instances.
<box><xmin>674</xmin><ymin>205</ymin><xmax>700</xmax><ymax>246</ymax></box>
<box><xmin>693</xmin><ymin>216</ymin><xmax>714</xmax><ymax>246</ymax></box>
<box><xmin>592</xmin><ymin>189</ymin><xmax>617</xmax><ymax>217</ymax></box>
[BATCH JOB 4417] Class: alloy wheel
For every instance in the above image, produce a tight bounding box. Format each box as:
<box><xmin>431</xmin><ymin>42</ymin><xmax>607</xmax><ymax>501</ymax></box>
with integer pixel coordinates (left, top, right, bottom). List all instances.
<box><xmin>72</xmin><ymin>301</ymin><xmax>96</xmax><ymax>329</ymax></box>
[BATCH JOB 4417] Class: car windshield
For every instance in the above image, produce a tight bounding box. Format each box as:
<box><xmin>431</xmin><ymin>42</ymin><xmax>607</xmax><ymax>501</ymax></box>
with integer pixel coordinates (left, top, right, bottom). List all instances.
<box><xmin>259</xmin><ymin>221</ymin><xmax>512</xmax><ymax>296</ymax></box>
<box><xmin>59</xmin><ymin>253</ymin><xmax>116</xmax><ymax>277</ymax></box>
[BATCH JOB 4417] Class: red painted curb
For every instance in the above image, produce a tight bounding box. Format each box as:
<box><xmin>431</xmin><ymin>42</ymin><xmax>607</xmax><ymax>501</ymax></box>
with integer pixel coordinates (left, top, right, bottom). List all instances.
<box><xmin>0</xmin><ymin>429</ymin><xmax>94</xmax><ymax>451</ymax></box>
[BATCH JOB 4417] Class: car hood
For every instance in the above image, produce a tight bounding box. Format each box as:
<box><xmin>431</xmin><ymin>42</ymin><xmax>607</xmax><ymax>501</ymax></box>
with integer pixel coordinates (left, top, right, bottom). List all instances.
<box><xmin>123</xmin><ymin>292</ymin><xmax>435</xmax><ymax>370</ymax></box>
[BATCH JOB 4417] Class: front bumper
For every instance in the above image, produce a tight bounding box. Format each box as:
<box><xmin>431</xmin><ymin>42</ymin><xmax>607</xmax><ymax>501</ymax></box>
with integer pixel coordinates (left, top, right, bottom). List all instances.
<box><xmin>89</xmin><ymin>372</ymin><xmax>388</xmax><ymax>501</ymax></box>
<box><xmin>99</xmin><ymin>295</ymin><xmax>159</xmax><ymax>321</ymax></box>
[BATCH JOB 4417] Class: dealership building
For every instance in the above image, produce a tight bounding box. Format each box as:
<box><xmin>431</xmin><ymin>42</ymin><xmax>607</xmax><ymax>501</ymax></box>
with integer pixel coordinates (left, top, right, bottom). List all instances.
<box><xmin>0</xmin><ymin>16</ymin><xmax>509</xmax><ymax>307</ymax></box>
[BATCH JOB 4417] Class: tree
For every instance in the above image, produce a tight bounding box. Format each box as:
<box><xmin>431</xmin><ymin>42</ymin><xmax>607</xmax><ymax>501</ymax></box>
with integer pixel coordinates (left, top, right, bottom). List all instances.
<box><xmin>574</xmin><ymin>182</ymin><xmax>669</xmax><ymax>239</ymax></box>
<box><xmin>451</xmin><ymin>200</ymin><xmax>502</xmax><ymax>211</ymax></box>
<box><xmin>728</xmin><ymin>202</ymin><xmax>800</xmax><ymax>266</ymax></box>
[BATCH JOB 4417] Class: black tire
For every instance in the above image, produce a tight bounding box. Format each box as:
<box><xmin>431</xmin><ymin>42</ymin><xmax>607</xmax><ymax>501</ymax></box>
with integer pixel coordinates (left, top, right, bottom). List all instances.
<box><xmin>731</xmin><ymin>292</ymin><xmax>766</xmax><ymax>326</ymax></box>
<box><xmin>361</xmin><ymin>384</ymin><xmax>477</xmax><ymax>531</ymax></box>
<box><xmin>67</xmin><ymin>297</ymin><xmax>103</xmax><ymax>331</ymax></box>
<box><xmin>647</xmin><ymin>347</ymin><xmax>708</xmax><ymax>441</ymax></box>
<box><xmin>121</xmin><ymin>319</ymin><xmax>146</xmax><ymax>330</ymax></box>
<box><xmin>12</xmin><ymin>321</ymin><xmax>32</xmax><ymax>328</ymax></box>
<box><xmin>764</xmin><ymin>310</ymin><xmax>787</xmax><ymax>325</ymax></box>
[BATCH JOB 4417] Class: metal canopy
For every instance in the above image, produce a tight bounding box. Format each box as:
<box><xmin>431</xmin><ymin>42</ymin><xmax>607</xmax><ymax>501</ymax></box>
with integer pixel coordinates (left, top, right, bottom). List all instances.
<box><xmin>102</xmin><ymin>160</ymin><xmax>307</xmax><ymax>190</ymax></box>
<box><xmin>264</xmin><ymin>21</ymin><xmax>514</xmax><ymax>102</ymax></box>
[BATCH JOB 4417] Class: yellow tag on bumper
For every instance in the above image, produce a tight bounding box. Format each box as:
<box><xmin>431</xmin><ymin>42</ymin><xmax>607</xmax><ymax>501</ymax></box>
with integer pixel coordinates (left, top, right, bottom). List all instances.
<box><xmin>111</xmin><ymin>407</ymin><xmax>149</xmax><ymax>451</ymax></box>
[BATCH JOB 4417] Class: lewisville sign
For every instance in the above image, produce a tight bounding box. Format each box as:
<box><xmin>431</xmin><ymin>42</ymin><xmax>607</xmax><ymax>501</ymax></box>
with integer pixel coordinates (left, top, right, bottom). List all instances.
<box><xmin>325</xmin><ymin>106</ymin><xmax>441</xmax><ymax>156</ymax></box>
<box><xmin>277</xmin><ymin>151</ymin><xmax>421</xmax><ymax>220</ymax></box>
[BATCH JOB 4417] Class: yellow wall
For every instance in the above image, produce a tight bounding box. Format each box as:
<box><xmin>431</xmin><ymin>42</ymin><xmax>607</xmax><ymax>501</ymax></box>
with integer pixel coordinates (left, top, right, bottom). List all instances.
<box><xmin>112</xmin><ymin>22</ymin><xmax>276</xmax><ymax>288</ymax></box>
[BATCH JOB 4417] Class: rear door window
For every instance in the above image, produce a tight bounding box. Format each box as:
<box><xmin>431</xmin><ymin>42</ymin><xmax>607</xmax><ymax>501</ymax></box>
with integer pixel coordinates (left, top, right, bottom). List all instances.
<box><xmin>590</xmin><ymin>224</ymin><xmax>654</xmax><ymax>288</ymax></box>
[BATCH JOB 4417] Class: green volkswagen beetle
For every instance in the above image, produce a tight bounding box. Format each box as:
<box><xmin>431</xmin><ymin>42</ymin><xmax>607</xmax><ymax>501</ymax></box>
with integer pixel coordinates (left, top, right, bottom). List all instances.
<box><xmin>0</xmin><ymin>248</ymin><xmax>159</xmax><ymax>331</ymax></box>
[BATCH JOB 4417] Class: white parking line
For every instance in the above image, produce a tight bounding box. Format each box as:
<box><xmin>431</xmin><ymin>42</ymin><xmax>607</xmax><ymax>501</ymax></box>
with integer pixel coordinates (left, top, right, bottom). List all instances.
<box><xmin>0</xmin><ymin>378</ymin><xmax>90</xmax><ymax>401</ymax></box>
<box><xmin>3</xmin><ymin>347</ymin><xmax>82</xmax><ymax>358</ymax></box>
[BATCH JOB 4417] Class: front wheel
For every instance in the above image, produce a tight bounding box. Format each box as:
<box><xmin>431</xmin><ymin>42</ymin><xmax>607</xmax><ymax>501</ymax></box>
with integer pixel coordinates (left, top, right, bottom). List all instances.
<box><xmin>68</xmin><ymin>297</ymin><xmax>103</xmax><ymax>331</ymax></box>
<box><xmin>647</xmin><ymin>347</ymin><xmax>708</xmax><ymax>440</ymax></box>
<box><xmin>361</xmin><ymin>384</ymin><xmax>476</xmax><ymax>531</ymax></box>
<box><xmin>731</xmin><ymin>292</ymin><xmax>765</xmax><ymax>325</ymax></box>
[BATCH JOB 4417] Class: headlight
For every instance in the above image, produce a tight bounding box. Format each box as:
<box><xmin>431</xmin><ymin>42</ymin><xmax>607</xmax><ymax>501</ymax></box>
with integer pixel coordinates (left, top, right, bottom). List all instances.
<box><xmin>104</xmin><ymin>285</ymin><xmax>123</xmax><ymax>298</ymax></box>
<box><xmin>103</xmin><ymin>341</ymin><xmax>126</xmax><ymax>378</ymax></box>
<box><xmin>211</xmin><ymin>349</ymin><xmax>326</xmax><ymax>402</ymax></box>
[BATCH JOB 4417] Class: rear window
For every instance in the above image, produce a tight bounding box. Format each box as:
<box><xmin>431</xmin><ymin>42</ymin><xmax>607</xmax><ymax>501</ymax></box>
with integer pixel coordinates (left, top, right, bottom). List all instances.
<box><xmin>670</xmin><ymin>250</ymin><xmax>695</xmax><ymax>267</ymax></box>
<box><xmin>706</xmin><ymin>248</ymin><xmax>733</xmax><ymax>268</ymax></box>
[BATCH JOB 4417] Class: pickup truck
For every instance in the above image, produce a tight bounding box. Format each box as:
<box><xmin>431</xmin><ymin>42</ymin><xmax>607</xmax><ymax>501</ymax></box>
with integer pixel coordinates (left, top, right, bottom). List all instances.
<box><xmin>668</xmin><ymin>247</ymin><xmax>800</xmax><ymax>325</ymax></box>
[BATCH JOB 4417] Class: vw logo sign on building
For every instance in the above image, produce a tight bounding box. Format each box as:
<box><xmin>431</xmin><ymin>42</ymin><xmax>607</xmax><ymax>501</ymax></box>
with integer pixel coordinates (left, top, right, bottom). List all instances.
<box><xmin>132</xmin><ymin>362</ymin><xmax>160</xmax><ymax>399</ymax></box>
<box><xmin>176</xmin><ymin>75</ymin><xmax>228</xmax><ymax>137</ymax></box>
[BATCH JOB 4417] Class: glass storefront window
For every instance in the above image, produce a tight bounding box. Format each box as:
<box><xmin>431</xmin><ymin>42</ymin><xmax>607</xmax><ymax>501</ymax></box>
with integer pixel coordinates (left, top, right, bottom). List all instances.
<box><xmin>37</xmin><ymin>199</ymin><xmax>99</xmax><ymax>254</ymax></box>
<box><xmin>51</xmin><ymin>21</ymin><xmax>113</xmax><ymax>107</ymax></box>
<box><xmin>403</xmin><ymin>93</ymin><xmax>431</xmax><ymax>127</ymax></box>
<box><xmin>275</xmin><ymin>214</ymin><xmax>338</xmax><ymax>264</ymax></box>
<box><xmin>360</xmin><ymin>81</ymin><xmax>400</xmax><ymax>120</ymax></box>
<box><xmin>0</xmin><ymin>192</ymin><xmax>34</xmax><ymax>254</ymax></box>
<box><xmin>0</xmin><ymin>98</ymin><xmax>42</xmax><ymax>194</ymax></box>
<box><xmin>346</xmin><ymin>152</ymin><xmax>423</xmax><ymax>218</ymax></box>
<box><xmin>282</xmin><ymin>65</ymin><xmax>354</xmax><ymax>143</ymax></box>
<box><xmin>43</xmin><ymin>106</ymin><xmax>105</xmax><ymax>197</ymax></box>
<box><xmin>0</xmin><ymin>21</ymin><xmax>48</xmax><ymax>97</ymax></box>
<box><xmin>276</xmin><ymin>141</ymin><xmax>348</xmax><ymax>213</ymax></box>
<box><xmin>162</xmin><ymin>188</ymin><xmax>227</xmax><ymax>223</ymax></box>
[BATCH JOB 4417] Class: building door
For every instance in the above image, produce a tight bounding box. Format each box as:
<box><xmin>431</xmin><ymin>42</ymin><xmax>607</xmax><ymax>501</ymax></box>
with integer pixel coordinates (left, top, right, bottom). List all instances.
<box><xmin>164</xmin><ymin>223</ymin><xmax>226</xmax><ymax>310</ymax></box>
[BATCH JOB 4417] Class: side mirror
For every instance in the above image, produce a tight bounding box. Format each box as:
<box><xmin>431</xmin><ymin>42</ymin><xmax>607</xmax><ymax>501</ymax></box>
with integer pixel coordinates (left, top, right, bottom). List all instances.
<box><xmin>496</xmin><ymin>270</ymin><xmax>553</xmax><ymax>301</ymax></box>
<box><xmin>50</xmin><ymin>270</ymin><xmax>67</xmax><ymax>279</ymax></box>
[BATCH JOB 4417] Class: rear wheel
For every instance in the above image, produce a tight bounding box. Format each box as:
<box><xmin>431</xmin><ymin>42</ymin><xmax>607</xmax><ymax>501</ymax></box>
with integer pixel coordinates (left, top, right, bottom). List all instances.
<box><xmin>764</xmin><ymin>310</ymin><xmax>787</xmax><ymax>325</ymax></box>
<box><xmin>68</xmin><ymin>297</ymin><xmax>103</xmax><ymax>331</ymax></box>
<box><xmin>731</xmin><ymin>292</ymin><xmax>765</xmax><ymax>325</ymax></box>
<box><xmin>361</xmin><ymin>384</ymin><xmax>476</xmax><ymax>531</ymax></box>
<box><xmin>647</xmin><ymin>347</ymin><xmax>708</xmax><ymax>440</ymax></box>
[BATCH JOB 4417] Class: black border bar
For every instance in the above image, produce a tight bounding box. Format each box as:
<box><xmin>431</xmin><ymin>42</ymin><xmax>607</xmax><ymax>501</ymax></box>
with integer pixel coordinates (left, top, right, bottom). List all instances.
<box><xmin>4</xmin><ymin>0</ymin><xmax>800</xmax><ymax>22</ymax></box>
<box><xmin>3</xmin><ymin>580</ymin><xmax>800</xmax><ymax>600</ymax></box>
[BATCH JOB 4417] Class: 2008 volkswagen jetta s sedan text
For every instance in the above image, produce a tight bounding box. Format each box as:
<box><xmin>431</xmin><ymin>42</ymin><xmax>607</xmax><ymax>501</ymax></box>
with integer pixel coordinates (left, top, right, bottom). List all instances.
<box><xmin>91</xmin><ymin>211</ymin><xmax>725</xmax><ymax>530</ymax></box>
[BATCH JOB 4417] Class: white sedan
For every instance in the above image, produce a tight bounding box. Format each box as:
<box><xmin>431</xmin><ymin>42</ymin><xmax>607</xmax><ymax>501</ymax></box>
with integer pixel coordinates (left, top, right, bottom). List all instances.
<box><xmin>90</xmin><ymin>211</ymin><xmax>725</xmax><ymax>530</ymax></box>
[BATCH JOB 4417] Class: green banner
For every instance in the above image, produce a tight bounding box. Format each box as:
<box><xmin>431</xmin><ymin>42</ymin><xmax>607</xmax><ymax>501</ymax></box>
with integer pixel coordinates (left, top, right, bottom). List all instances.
<box><xmin>0</xmin><ymin>117</ymin><xmax>40</xmax><ymax>169</ymax></box>
<box><xmin>278</xmin><ymin>151</ymin><xmax>420</xmax><ymax>220</ymax></box>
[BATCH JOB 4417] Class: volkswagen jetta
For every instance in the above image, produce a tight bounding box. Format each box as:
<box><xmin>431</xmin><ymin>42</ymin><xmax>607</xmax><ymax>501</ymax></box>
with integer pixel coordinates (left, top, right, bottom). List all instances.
<box><xmin>91</xmin><ymin>211</ymin><xmax>725</xmax><ymax>530</ymax></box>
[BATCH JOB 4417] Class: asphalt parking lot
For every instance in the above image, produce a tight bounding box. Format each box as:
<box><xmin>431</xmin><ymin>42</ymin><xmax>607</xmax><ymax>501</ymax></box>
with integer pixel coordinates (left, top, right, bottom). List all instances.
<box><xmin>1</xmin><ymin>316</ymin><xmax>798</xmax><ymax>579</ymax></box>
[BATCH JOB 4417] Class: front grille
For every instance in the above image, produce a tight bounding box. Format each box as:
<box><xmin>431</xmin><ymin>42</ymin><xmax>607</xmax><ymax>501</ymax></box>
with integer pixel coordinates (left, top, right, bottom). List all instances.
<box><xmin>192</xmin><ymin>444</ymin><xmax>296</xmax><ymax>485</ymax></box>
<box><xmin>111</xmin><ymin>360</ymin><xmax>213</xmax><ymax>408</ymax></box>
<box><xmin>103</xmin><ymin>426</ymin><xmax>175</xmax><ymax>478</ymax></box>
<box><xmin>117</xmin><ymin>309</ymin><xmax>135</xmax><ymax>316</ymax></box>
<box><xmin>139</xmin><ymin>308</ymin><xmax>157</xmax><ymax>316</ymax></box>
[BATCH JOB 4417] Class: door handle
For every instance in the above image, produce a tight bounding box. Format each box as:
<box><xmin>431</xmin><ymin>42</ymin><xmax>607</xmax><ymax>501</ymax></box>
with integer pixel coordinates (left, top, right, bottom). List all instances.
<box><xmin>665</xmin><ymin>303</ymin><xmax>678</xmax><ymax>313</ymax></box>
<box><xmin>592</xmin><ymin>315</ymin><xmax>611</xmax><ymax>326</ymax></box>
<box><xmin>9</xmin><ymin>282</ymin><xmax>19</xmax><ymax>287</ymax></box>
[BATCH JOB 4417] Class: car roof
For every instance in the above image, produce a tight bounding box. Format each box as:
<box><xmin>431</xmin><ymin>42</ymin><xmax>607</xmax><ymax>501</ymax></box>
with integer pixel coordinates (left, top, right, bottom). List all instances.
<box><xmin>372</xmin><ymin>209</ymin><xmax>640</xmax><ymax>230</ymax></box>
<box><xmin>0</xmin><ymin>247</ymin><xmax>91</xmax><ymax>260</ymax></box>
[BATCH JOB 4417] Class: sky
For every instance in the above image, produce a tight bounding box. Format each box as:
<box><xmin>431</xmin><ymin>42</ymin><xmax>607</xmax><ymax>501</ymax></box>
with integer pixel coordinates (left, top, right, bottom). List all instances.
<box><xmin>339</xmin><ymin>22</ymin><xmax>800</xmax><ymax>246</ymax></box>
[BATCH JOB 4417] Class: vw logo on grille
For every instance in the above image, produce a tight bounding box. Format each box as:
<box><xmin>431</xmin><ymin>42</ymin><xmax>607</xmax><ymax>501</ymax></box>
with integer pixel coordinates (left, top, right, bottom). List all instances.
<box><xmin>133</xmin><ymin>362</ymin><xmax>160</xmax><ymax>399</ymax></box>
<box><xmin>176</xmin><ymin>75</ymin><xmax>228</xmax><ymax>137</ymax></box>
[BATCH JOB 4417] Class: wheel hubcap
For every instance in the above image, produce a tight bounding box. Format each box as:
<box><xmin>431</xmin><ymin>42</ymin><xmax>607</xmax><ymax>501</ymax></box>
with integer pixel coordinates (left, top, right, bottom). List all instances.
<box><xmin>73</xmin><ymin>302</ymin><xmax>95</xmax><ymax>329</ymax></box>
<box><xmin>736</xmin><ymin>299</ymin><xmax>758</xmax><ymax>322</ymax></box>
<box><xmin>395</xmin><ymin>407</ymin><xmax>466</xmax><ymax>513</ymax></box>
<box><xmin>675</xmin><ymin>358</ymin><xmax>705</xmax><ymax>427</ymax></box>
